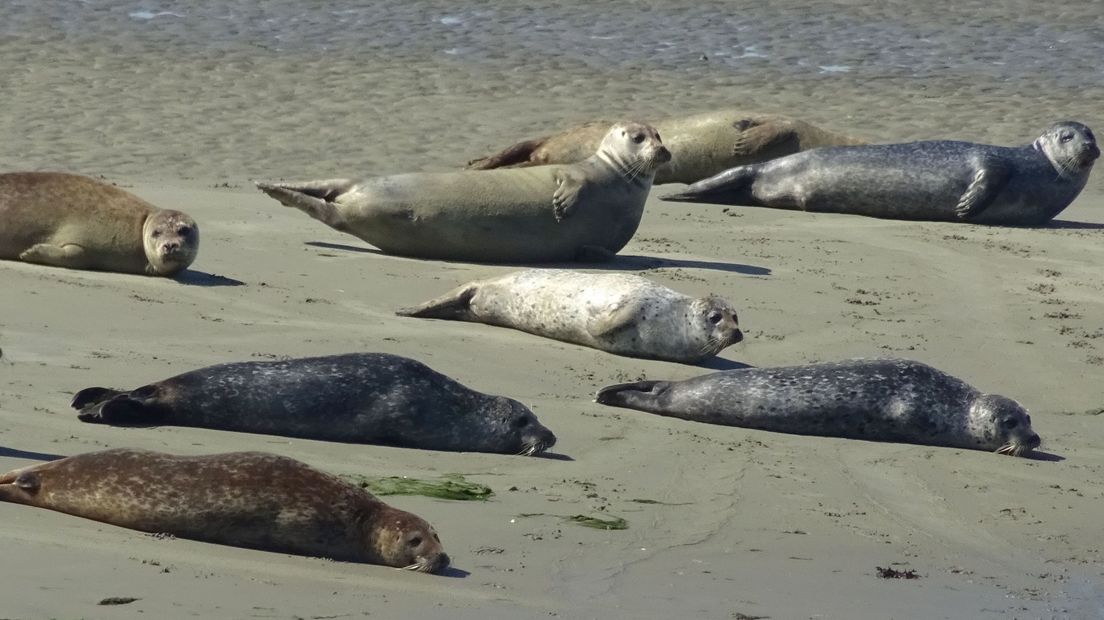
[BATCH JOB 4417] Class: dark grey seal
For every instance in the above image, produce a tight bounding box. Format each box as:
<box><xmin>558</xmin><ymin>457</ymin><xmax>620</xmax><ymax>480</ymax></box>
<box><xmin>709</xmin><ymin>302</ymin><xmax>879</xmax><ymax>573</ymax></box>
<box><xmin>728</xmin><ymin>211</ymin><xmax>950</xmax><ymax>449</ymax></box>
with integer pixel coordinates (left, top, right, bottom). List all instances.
<box><xmin>72</xmin><ymin>353</ymin><xmax>557</xmax><ymax>456</ymax></box>
<box><xmin>595</xmin><ymin>359</ymin><xmax>1041</xmax><ymax>456</ymax></box>
<box><xmin>663</xmin><ymin>121</ymin><xmax>1099</xmax><ymax>226</ymax></box>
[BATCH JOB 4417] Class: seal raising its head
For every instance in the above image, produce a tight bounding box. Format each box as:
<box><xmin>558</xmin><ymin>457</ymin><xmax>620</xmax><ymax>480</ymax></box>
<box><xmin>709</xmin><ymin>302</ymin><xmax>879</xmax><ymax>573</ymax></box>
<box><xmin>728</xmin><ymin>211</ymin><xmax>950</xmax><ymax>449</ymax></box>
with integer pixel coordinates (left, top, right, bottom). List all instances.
<box><xmin>256</xmin><ymin>121</ymin><xmax>670</xmax><ymax>263</ymax></box>
<box><xmin>467</xmin><ymin>110</ymin><xmax>868</xmax><ymax>185</ymax></box>
<box><xmin>72</xmin><ymin>353</ymin><xmax>556</xmax><ymax>456</ymax></box>
<box><xmin>664</xmin><ymin>121</ymin><xmax>1098</xmax><ymax>226</ymax></box>
<box><xmin>398</xmin><ymin>269</ymin><xmax>743</xmax><ymax>364</ymax></box>
<box><xmin>0</xmin><ymin>449</ymin><xmax>450</xmax><ymax>573</ymax></box>
<box><xmin>596</xmin><ymin>359</ymin><xmax>1041</xmax><ymax>456</ymax></box>
<box><xmin>0</xmin><ymin>172</ymin><xmax>199</xmax><ymax>276</ymax></box>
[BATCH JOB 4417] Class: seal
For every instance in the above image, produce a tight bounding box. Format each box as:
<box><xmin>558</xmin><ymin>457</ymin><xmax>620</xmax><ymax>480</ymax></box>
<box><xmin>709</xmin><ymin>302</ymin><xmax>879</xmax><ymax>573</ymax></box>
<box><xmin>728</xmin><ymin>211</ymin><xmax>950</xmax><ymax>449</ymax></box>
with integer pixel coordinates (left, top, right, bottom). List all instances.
<box><xmin>71</xmin><ymin>353</ymin><xmax>557</xmax><ymax>456</ymax></box>
<box><xmin>0</xmin><ymin>172</ymin><xmax>199</xmax><ymax>275</ymax></box>
<box><xmin>397</xmin><ymin>269</ymin><xmax>743</xmax><ymax>363</ymax></box>
<box><xmin>595</xmin><ymin>358</ymin><xmax>1041</xmax><ymax>456</ymax></box>
<box><xmin>466</xmin><ymin>110</ymin><xmax>868</xmax><ymax>185</ymax></box>
<box><xmin>0</xmin><ymin>448</ymin><xmax>450</xmax><ymax>573</ymax></box>
<box><xmin>255</xmin><ymin>121</ymin><xmax>670</xmax><ymax>263</ymax></box>
<box><xmin>663</xmin><ymin>121</ymin><xmax>1099</xmax><ymax>226</ymax></box>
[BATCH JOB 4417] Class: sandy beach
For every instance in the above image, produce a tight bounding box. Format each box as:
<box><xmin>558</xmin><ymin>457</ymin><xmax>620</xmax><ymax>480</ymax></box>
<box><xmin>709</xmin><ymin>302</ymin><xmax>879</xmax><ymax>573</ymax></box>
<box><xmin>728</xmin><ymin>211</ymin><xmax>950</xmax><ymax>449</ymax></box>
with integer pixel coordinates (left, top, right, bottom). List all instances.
<box><xmin>2</xmin><ymin>2</ymin><xmax>1103</xmax><ymax>618</ymax></box>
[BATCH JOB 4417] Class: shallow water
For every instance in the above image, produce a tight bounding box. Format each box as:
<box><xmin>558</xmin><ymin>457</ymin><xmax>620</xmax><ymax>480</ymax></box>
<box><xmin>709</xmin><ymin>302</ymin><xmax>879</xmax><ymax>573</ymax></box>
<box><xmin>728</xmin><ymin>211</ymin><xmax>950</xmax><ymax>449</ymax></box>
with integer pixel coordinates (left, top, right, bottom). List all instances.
<box><xmin>2</xmin><ymin>0</ymin><xmax>1102</xmax><ymax>185</ymax></box>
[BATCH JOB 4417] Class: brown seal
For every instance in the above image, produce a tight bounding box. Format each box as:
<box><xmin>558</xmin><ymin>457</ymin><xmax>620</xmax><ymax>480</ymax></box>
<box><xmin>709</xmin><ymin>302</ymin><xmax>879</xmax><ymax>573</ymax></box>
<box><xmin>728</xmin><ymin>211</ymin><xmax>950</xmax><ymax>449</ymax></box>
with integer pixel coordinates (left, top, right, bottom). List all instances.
<box><xmin>467</xmin><ymin>110</ymin><xmax>867</xmax><ymax>185</ymax></box>
<box><xmin>0</xmin><ymin>449</ymin><xmax>450</xmax><ymax>573</ymax></box>
<box><xmin>0</xmin><ymin>172</ymin><xmax>198</xmax><ymax>276</ymax></box>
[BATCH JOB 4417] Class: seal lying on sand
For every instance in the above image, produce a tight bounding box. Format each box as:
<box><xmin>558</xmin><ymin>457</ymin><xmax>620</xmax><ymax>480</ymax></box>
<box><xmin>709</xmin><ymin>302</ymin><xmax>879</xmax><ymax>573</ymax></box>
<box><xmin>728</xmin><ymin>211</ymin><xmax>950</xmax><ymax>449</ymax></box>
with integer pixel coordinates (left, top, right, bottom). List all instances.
<box><xmin>256</xmin><ymin>122</ymin><xmax>670</xmax><ymax>263</ymax></box>
<box><xmin>0</xmin><ymin>449</ymin><xmax>450</xmax><ymax>573</ymax></box>
<box><xmin>596</xmin><ymin>359</ymin><xmax>1041</xmax><ymax>456</ymax></box>
<box><xmin>663</xmin><ymin>121</ymin><xmax>1099</xmax><ymax>226</ymax></box>
<box><xmin>398</xmin><ymin>270</ymin><xmax>743</xmax><ymax>364</ymax></box>
<box><xmin>0</xmin><ymin>172</ymin><xmax>199</xmax><ymax>275</ymax></box>
<box><xmin>467</xmin><ymin>110</ymin><xmax>867</xmax><ymax>185</ymax></box>
<box><xmin>72</xmin><ymin>353</ymin><xmax>556</xmax><ymax>456</ymax></box>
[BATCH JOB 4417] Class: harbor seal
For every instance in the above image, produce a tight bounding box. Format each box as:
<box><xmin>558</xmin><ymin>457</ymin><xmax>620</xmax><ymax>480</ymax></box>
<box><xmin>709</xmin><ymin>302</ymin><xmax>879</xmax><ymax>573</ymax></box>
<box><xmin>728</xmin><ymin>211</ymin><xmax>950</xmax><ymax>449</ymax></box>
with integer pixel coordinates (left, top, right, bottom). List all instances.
<box><xmin>0</xmin><ymin>449</ymin><xmax>450</xmax><ymax>573</ymax></box>
<box><xmin>397</xmin><ymin>269</ymin><xmax>743</xmax><ymax>363</ymax></box>
<box><xmin>72</xmin><ymin>353</ymin><xmax>556</xmax><ymax>456</ymax></box>
<box><xmin>467</xmin><ymin>110</ymin><xmax>868</xmax><ymax>185</ymax></box>
<box><xmin>663</xmin><ymin>121</ymin><xmax>1099</xmax><ymax>226</ymax></box>
<box><xmin>255</xmin><ymin>121</ymin><xmax>670</xmax><ymax>263</ymax></box>
<box><xmin>0</xmin><ymin>172</ymin><xmax>199</xmax><ymax>275</ymax></box>
<box><xmin>595</xmin><ymin>358</ymin><xmax>1041</xmax><ymax>456</ymax></box>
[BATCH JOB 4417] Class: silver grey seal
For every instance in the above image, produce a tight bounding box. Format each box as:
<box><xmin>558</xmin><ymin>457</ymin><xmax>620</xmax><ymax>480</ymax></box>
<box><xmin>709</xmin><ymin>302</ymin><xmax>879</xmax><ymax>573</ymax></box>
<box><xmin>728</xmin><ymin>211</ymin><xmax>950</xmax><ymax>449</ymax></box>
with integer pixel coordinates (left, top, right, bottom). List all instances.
<box><xmin>663</xmin><ymin>121</ymin><xmax>1099</xmax><ymax>226</ymax></box>
<box><xmin>398</xmin><ymin>269</ymin><xmax>743</xmax><ymax>363</ymax></box>
<box><xmin>596</xmin><ymin>358</ymin><xmax>1041</xmax><ymax>456</ymax></box>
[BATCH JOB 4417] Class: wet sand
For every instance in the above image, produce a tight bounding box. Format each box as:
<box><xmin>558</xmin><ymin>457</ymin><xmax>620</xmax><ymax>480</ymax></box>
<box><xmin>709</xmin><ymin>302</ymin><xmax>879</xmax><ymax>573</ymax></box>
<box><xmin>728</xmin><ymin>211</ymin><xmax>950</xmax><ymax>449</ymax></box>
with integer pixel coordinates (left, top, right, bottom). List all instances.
<box><xmin>2</xmin><ymin>2</ymin><xmax>1104</xmax><ymax>618</ymax></box>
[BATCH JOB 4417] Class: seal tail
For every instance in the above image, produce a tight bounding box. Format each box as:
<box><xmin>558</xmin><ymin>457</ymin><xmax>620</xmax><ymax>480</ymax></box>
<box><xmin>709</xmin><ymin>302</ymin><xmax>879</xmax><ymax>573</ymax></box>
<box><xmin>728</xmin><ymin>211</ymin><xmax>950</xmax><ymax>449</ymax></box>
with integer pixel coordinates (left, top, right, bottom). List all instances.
<box><xmin>0</xmin><ymin>467</ymin><xmax>43</xmax><ymax>505</ymax></box>
<box><xmin>254</xmin><ymin>179</ymin><xmax>356</xmax><ymax>229</ymax></box>
<box><xmin>71</xmin><ymin>387</ymin><xmax>127</xmax><ymax>411</ymax></box>
<box><xmin>466</xmin><ymin>137</ymin><xmax>548</xmax><ymax>170</ymax></box>
<box><xmin>396</xmin><ymin>286</ymin><xmax>477</xmax><ymax>320</ymax></box>
<box><xmin>595</xmin><ymin>380</ymin><xmax>669</xmax><ymax>411</ymax></box>
<box><xmin>661</xmin><ymin>167</ymin><xmax>757</xmax><ymax>205</ymax></box>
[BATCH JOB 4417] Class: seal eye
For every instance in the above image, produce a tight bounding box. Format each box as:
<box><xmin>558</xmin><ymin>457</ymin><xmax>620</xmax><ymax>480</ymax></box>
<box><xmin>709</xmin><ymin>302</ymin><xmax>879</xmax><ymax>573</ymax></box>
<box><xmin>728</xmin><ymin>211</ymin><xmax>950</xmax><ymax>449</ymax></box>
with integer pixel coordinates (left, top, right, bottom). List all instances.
<box><xmin>408</xmin><ymin>535</ymin><xmax>423</xmax><ymax>548</ymax></box>
<box><xmin>514</xmin><ymin>416</ymin><xmax>530</xmax><ymax>428</ymax></box>
<box><xmin>632</xmin><ymin>133</ymin><xmax>645</xmax><ymax>144</ymax></box>
<box><xmin>151</xmin><ymin>230</ymin><xmax>161</xmax><ymax>238</ymax></box>
<box><xmin>707</xmin><ymin>311</ymin><xmax>723</xmax><ymax>325</ymax></box>
<box><xmin>1002</xmin><ymin>418</ymin><xmax>1019</xmax><ymax>429</ymax></box>
<box><xmin>1060</xmin><ymin>132</ymin><xmax>1073</xmax><ymax>143</ymax></box>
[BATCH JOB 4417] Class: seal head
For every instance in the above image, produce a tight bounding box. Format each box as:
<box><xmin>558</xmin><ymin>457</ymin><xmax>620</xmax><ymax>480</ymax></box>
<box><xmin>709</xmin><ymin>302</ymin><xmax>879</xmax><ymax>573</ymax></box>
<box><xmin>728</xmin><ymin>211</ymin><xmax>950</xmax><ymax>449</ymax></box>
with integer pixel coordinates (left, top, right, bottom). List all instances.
<box><xmin>691</xmin><ymin>295</ymin><xmax>744</xmax><ymax>359</ymax></box>
<box><xmin>968</xmin><ymin>393</ymin><xmax>1041</xmax><ymax>456</ymax></box>
<box><xmin>370</xmin><ymin>505</ymin><xmax>450</xmax><ymax>573</ymax></box>
<box><xmin>1032</xmin><ymin>121</ymin><xmax>1099</xmax><ymax>178</ymax></box>
<box><xmin>142</xmin><ymin>209</ymin><xmax>199</xmax><ymax>275</ymax></box>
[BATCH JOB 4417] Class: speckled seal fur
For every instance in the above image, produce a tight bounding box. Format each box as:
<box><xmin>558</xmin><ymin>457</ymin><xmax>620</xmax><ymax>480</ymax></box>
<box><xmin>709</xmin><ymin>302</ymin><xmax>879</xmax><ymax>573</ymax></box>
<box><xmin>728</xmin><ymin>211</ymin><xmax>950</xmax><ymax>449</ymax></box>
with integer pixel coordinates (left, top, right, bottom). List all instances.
<box><xmin>255</xmin><ymin>122</ymin><xmax>671</xmax><ymax>263</ymax></box>
<box><xmin>0</xmin><ymin>172</ymin><xmax>198</xmax><ymax>276</ymax></box>
<box><xmin>467</xmin><ymin>110</ymin><xmax>868</xmax><ymax>185</ymax></box>
<box><xmin>397</xmin><ymin>269</ymin><xmax>743</xmax><ymax>364</ymax></box>
<box><xmin>664</xmin><ymin>121</ymin><xmax>1099</xmax><ymax>226</ymax></box>
<box><xmin>71</xmin><ymin>353</ymin><xmax>556</xmax><ymax>456</ymax></box>
<box><xmin>596</xmin><ymin>359</ymin><xmax>1041</xmax><ymax>456</ymax></box>
<box><xmin>0</xmin><ymin>449</ymin><xmax>450</xmax><ymax>573</ymax></box>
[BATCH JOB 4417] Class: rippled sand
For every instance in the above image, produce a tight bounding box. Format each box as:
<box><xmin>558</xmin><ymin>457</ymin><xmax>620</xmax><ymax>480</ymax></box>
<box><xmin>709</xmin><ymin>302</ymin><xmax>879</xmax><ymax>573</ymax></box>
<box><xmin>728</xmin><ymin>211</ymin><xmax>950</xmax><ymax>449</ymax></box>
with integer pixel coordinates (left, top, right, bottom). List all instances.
<box><xmin>1</xmin><ymin>2</ymin><xmax>1103</xmax><ymax>619</ymax></box>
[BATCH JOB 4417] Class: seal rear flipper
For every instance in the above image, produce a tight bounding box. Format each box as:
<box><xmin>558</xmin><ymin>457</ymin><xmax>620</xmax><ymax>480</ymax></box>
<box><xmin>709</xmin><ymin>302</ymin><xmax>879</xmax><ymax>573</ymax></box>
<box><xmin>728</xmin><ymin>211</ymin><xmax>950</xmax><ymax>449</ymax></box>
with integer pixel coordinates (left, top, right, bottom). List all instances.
<box><xmin>954</xmin><ymin>159</ymin><xmax>1011</xmax><ymax>219</ymax></box>
<box><xmin>254</xmin><ymin>179</ymin><xmax>355</xmax><ymax>229</ymax></box>
<box><xmin>661</xmin><ymin>167</ymin><xmax>757</xmax><ymax>205</ymax></box>
<box><xmin>595</xmin><ymin>380</ymin><xmax>669</xmax><ymax>411</ymax></box>
<box><xmin>75</xmin><ymin>385</ymin><xmax>161</xmax><ymax>424</ymax></box>
<box><xmin>731</xmin><ymin>118</ymin><xmax>797</xmax><ymax>156</ymax></box>
<box><xmin>71</xmin><ymin>386</ymin><xmax>127</xmax><ymax>410</ymax></box>
<box><xmin>0</xmin><ymin>470</ymin><xmax>41</xmax><ymax>504</ymax></box>
<box><xmin>466</xmin><ymin>137</ymin><xmax>548</xmax><ymax>170</ymax></box>
<box><xmin>396</xmin><ymin>285</ymin><xmax>478</xmax><ymax>320</ymax></box>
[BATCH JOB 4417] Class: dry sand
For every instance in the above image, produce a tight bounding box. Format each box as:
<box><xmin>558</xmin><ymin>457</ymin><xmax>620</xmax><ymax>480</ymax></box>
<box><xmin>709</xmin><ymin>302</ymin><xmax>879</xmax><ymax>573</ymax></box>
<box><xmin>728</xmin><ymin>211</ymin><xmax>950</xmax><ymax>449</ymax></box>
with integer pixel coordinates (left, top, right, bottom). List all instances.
<box><xmin>2</xmin><ymin>2</ymin><xmax>1104</xmax><ymax>618</ymax></box>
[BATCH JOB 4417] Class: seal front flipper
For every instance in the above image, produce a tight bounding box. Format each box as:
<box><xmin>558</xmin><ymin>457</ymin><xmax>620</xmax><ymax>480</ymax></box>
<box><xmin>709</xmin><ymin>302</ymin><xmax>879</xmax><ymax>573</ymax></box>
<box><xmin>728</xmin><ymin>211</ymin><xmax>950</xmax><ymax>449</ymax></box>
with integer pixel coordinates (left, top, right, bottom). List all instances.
<box><xmin>552</xmin><ymin>169</ymin><xmax>586</xmax><ymax>221</ymax></box>
<box><xmin>466</xmin><ymin>137</ymin><xmax>548</xmax><ymax>170</ymax></box>
<box><xmin>661</xmin><ymin>167</ymin><xmax>757</xmax><ymax>205</ymax></box>
<box><xmin>396</xmin><ymin>285</ymin><xmax>478</xmax><ymax>320</ymax></box>
<box><xmin>955</xmin><ymin>159</ymin><xmax>1011</xmax><ymax>219</ymax></box>
<box><xmin>255</xmin><ymin>179</ymin><xmax>355</xmax><ymax>230</ymax></box>
<box><xmin>586</xmin><ymin>299</ymin><xmax>638</xmax><ymax>340</ymax></box>
<box><xmin>731</xmin><ymin>118</ymin><xmax>796</xmax><ymax>156</ymax></box>
<box><xmin>19</xmin><ymin>243</ymin><xmax>89</xmax><ymax>268</ymax></box>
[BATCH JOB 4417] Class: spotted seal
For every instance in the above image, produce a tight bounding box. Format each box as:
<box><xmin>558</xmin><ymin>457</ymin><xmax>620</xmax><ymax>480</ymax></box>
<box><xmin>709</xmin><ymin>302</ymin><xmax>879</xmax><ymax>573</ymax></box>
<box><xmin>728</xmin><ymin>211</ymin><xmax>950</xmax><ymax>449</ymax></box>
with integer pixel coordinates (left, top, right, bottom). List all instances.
<box><xmin>467</xmin><ymin>110</ymin><xmax>867</xmax><ymax>185</ymax></box>
<box><xmin>0</xmin><ymin>172</ymin><xmax>198</xmax><ymax>275</ymax></box>
<box><xmin>397</xmin><ymin>269</ymin><xmax>743</xmax><ymax>363</ymax></box>
<box><xmin>663</xmin><ymin>121</ymin><xmax>1099</xmax><ymax>226</ymax></box>
<box><xmin>0</xmin><ymin>449</ymin><xmax>450</xmax><ymax>573</ymax></box>
<box><xmin>72</xmin><ymin>353</ymin><xmax>556</xmax><ymax>456</ymax></box>
<box><xmin>596</xmin><ymin>359</ymin><xmax>1041</xmax><ymax>456</ymax></box>
<box><xmin>256</xmin><ymin>122</ymin><xmax>670</xmax><ymax>263</ymax></box>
